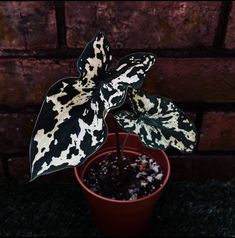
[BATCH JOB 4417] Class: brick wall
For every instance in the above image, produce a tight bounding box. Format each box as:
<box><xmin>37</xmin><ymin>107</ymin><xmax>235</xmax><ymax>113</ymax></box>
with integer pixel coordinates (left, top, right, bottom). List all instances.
<box><xmin>0</xmin><ymin>1</ymin><xmax>234</xmax><ymax>181</ymax></box>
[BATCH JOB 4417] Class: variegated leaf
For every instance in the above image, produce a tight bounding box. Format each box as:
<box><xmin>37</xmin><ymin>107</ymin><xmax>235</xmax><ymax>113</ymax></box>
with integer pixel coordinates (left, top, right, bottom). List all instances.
<box><xmin>107</xmin><ymin>52</ymin><xmax>156</xmax><ymax>89</ymax></box>
<box><xmin>30</xmin><ymin>32</ymin><xmax>156</xmax><ymax>180</ymax></box>
<box><xmin>114</xmin><ymin>88</ymin><xmax>197</xmax><ymax>152</ymax></box>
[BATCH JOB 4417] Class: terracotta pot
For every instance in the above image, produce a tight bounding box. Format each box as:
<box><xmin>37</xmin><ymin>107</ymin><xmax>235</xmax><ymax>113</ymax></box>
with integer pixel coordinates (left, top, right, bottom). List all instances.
<box><xmin>74</xmin><ymin>132</ymin><xmax>171</xmax><ymax>237</ymax></box>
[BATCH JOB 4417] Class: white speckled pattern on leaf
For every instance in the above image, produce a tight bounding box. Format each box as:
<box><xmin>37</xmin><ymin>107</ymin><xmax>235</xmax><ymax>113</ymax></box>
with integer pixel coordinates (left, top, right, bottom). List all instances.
<box><xmin>29</xmin><ymin>32</ymin><xmax>156</xmax><ymax>180</ymax></box>
<box><xmin>114</xmin><ymin>88</ymin><xmax>197</xmax><ymax>152</ymax></box>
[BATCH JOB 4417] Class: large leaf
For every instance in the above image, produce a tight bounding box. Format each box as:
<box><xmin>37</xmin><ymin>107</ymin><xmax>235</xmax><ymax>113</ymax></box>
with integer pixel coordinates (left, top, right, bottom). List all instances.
<box><xmin>114</xmin><ymin>88</ymin><xmax>197</xmax><ymax>152</ymax></box>
<box><xmin>30</xmin><ymin>32</ymin><xmax>156</xmax><ymax>180</ymax></box>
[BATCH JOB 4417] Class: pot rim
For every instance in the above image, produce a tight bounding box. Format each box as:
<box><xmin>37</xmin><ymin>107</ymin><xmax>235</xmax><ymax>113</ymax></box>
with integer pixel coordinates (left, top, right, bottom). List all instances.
<box><xmin>74</xmin><ymin>132</ymin><xmax>171</xmax><ymax>204</ymax></box>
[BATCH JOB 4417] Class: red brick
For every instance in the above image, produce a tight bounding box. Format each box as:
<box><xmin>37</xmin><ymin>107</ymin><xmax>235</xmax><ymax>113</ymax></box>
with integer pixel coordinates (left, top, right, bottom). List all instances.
<box><xmin>0</xmin><ymin>59</ymin><xmax>77</xmax><ymax>106</ymax></box>
<box><xmin>143</xmin><ymin>58</ymin><xmax>235</xmax><ymax>102</ymax></box>
<box><xmin>170</xmin><ymin>155</ymin><xmax>235</xmax><ymax>181</ymax></box>
<box><xmin>66</xmin><ymin>2</ymin><xmax>97</xmax><ymax>49</ymax></box>
<box><xmin>0</xmin><ymin>2</ymin><xmax>57</xmax><ymax>49</ymax></box>
<box><xmin>198</xmin><ymin>112</ymin><xmax>235</xmax><ymax>151</ymax></box>
<box><xmin>225</xmin><ymin>2</ymin><xmax>235</xmax><ymax>49</ymax></box>
<box><xmin>66</xmin><ymin>1</ymin><xmax>220</xmax><ymax>49</ymax></box>
<box><xmin>2</xmin><ymin>58</ymin><xmax>234</xmax><ymax>106</ymax></box>
<box><xmin>0</xmin><ymin>113</ymin><xmax>37</xmax><ymax>153</ymax></box>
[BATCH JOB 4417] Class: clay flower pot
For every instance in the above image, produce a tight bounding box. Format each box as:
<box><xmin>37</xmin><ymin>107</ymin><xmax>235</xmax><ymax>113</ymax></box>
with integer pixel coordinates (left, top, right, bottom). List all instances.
<box><xmin>74</xmin><ymin>132</ymin><xmax>171</xmax><ymax>237</ymax></box>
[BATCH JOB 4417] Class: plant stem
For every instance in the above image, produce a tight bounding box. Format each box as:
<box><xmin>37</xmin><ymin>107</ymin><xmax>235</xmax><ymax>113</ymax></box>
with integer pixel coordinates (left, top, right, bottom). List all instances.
<box><xmin>121</xmin><ymin>132</ymin><xmax>130</xmax><ymax>157</ymax></box>
<box><xmin>115</xmin><ymin>129</ymin><xmax>122</xmax><ymax>160</ymax></box>
<box><xmin>113</xmin><ymin>118</ymin><xmax>124</xmax><ymax>183</ymax></box>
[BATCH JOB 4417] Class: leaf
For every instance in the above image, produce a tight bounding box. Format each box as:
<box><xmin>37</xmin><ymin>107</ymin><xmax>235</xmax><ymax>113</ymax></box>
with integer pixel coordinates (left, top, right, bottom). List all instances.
<box><xmin>114</xmin><ymin>88</ymin><xmax>197</xmax><ymax>152</ymax></box>
<box><xmin>76</xmin><ymin>31</ymin><xmax>112</xmax><ymax>86</ymax></box>
<box><xmin>29</xmin><ymin>33</ymin><xmax>156</xmax><ymax>180</ymax></box>
<box><xmin>107</xmin><ymin>52</ymin><xmax>156</xmax><ymax>89</ymax></box>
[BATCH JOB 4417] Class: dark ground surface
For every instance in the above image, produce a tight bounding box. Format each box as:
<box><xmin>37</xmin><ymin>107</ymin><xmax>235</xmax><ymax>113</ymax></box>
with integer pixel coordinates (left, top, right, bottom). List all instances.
<box><xmin>0</xmin><ymin>176</ymin><xmax>234</xmax><ymax>237</ymax></box>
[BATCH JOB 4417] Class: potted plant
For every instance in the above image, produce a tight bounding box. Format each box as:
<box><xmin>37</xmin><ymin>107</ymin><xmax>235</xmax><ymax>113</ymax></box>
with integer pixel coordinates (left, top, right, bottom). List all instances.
<box><xmin>29</xmin><ymin>32</ymin><xmax>197</xmax><ymax>237</ymax></box>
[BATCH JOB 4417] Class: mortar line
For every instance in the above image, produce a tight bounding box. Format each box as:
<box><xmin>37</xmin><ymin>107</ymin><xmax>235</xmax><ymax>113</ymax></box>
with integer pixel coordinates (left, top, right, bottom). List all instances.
<box><xmin>213</xmin><ymin>1</ymin><xmax>233</xmax><ymax>48</ymax></box>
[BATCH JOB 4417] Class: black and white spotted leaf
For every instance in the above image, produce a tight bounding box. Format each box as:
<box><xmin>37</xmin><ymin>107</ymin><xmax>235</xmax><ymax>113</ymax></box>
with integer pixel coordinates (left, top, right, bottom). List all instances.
<box><xmin>114</xmin><ymin>88</ymin><xmax>197</xmax><ymax>152</ymax></box>
<box><xmin>107</xmin><ymin>52</ymin><xmax>156</xmax><ymax>90</ymax></box>
<box><xmin>29</xmin><ymin>32</ymin><xmax>156</xmax><ymax>180</ymax></box>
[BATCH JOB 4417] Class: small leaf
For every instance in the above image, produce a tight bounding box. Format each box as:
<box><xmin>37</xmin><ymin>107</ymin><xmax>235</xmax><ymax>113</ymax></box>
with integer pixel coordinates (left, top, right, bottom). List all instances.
<box><xmin>114</xmin><ymin>88</ymin><xmax>197</xmax><ymax>153</ymax></box>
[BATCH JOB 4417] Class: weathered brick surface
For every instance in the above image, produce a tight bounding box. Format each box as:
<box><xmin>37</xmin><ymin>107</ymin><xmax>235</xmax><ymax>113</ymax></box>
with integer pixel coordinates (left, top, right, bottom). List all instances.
<box><xmin>170</xmin><ymin>155</ymin><xmax>235</xmax><ymax>181</ymax></box>
<box><xmin>0</xmin><ymin>1</ymin><xmax>57</xmax><ymax>49</ymax></box>
<box><xmin>143</xmin><ymin>58</ymin><xmax>235</xmax><ymax>102</ymax></box>
<box><xmin>66</xmin><ymin>1</ymin><xmax>220</xmax><ymax>49</ymax></box>
<box><xmin>2</xmin><ymin>57</ymin><xmax>235</xmax><ymax>107</ymax></box>
<box><xmin>0</xmin><ymin>59</ymin><xmax>77</xmax><ymax>106</ymax></box>
<box><xmin>0</xmin><ymin>113</ymin><xmax>37</xmax><ymax>153</ymax></box>
<box><xmin>198</xmin><ymin>112</ymin><xmax>235</xmax><ymax>151</ymax></box>
<box><xmin>225</xmin><ymin>2</ymin><xmax>235</xmax><ymax>49</ymax></box>
<box><xmin>66</xmin><ymin>2</ymin><xmax>97</xmax><ymax>49</ymax></box>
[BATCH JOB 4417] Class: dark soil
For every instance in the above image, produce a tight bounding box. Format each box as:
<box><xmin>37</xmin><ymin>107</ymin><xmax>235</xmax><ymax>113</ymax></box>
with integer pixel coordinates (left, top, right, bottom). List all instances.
<box><xmin>83</xmin><ymin>154</ymin><xmax>164</xmax><ymax>200</ymax></box>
